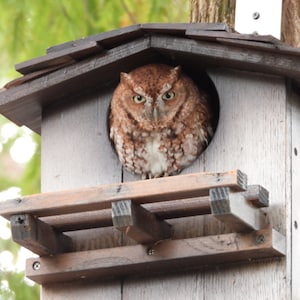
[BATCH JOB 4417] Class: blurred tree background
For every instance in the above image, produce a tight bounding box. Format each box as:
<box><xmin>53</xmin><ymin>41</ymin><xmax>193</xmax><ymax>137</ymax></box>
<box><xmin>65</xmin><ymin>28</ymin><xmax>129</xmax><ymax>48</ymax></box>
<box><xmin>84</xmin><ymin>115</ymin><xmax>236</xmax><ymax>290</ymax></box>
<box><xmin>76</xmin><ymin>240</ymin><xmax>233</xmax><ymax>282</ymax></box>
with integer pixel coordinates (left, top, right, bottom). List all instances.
<box><xmin>0</xmin><ymin>1</ymin><xmax>189</xmax><ymax>298</ymax></box>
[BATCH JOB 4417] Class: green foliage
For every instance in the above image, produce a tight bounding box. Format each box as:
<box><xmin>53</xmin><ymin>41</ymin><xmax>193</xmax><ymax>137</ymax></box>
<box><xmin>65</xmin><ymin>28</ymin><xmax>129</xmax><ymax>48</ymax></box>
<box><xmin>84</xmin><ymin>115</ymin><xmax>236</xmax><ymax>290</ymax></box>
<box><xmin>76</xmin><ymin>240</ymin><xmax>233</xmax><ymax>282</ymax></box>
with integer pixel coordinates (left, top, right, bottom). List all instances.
<box><xmin>0</xmin><ymin>1</ymin><xmax>189</xmax><ymax>299</ymax></box>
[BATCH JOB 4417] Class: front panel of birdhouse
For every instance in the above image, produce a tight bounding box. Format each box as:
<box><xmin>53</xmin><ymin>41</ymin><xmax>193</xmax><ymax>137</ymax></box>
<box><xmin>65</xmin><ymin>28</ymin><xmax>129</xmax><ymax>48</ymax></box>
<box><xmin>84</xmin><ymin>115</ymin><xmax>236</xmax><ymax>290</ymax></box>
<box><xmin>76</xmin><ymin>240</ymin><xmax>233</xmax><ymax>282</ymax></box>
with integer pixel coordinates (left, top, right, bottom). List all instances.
<box><xmin>40</xmin><ymin>66</ymin><xmax>288</xmax><ymax>299</ymax></box>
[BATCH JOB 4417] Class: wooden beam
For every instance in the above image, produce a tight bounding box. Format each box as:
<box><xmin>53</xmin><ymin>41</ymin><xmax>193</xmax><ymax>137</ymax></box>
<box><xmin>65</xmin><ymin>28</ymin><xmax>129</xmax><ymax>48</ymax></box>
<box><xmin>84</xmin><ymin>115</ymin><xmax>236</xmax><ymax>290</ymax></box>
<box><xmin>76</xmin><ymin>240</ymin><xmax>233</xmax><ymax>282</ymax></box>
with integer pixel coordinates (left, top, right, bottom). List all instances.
<box><xmin>42</xmin><ymin>197</ymin><xmax>211</xmax><ymax>232</ymax></box>
<box><xmin>10</xmin><ymin>214</ymin><xmax>73</xmax><ymax>256</ymax></box>
<box><xmin>16</xmin><ymin>41</ymin><xmax>102</xmax><ymax>75</ymax></box>
<box><xmin>25</xmin><ymin>227</ymin><xmax>285</xmax><ymax>284</ymax></box>
<box><xmin>0</xmin><ymin>170</ymin><xmax>247</xmax><ymax>219</ymax></box>
<box><xmin>150</xmin><ymin>35</ymin><xmax>300</xmax><ymax>79</ymax></box>
<box><xmin>112</xmin><ymin>200</ymin><xmax>171</xmax><ymax>244</ymax></box>
<box><xmin>40</xmin><ymin>184</ymin><xmax>264</xmax><ymax>232</ymax></box>
<box><xmin>209</xmin><ymin>187</ymin><xmax>268</xmax><ymax>232</ymax></box>
<box><xmin>243</xmin><ymin>185</ymin><xmax>269</xmax><ymax>207</ymax></box>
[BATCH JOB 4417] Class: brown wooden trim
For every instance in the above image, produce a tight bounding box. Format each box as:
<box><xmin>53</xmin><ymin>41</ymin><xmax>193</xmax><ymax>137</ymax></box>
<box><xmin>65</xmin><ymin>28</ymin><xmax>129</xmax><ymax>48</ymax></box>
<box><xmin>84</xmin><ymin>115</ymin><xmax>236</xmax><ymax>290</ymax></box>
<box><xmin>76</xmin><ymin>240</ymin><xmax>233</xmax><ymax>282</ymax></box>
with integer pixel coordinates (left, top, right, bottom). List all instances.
<box><xmin>10</xmin><ymin>214</ymin><xmax>73</xmax><ymax>256</ymax></box>
<box><xmin>0</xmin><ymin>170</ymin><xmax>246</xmax><ymax>219</ymax></box>
<box><xmin>25</xmin><ymin>227</ymin><xmax>285</xmax><ymax>284</ymax></box>
<box><xmin>112</xmin><ymin>200</ymin><xmax>171</xmax><ymax>244</ymax></box>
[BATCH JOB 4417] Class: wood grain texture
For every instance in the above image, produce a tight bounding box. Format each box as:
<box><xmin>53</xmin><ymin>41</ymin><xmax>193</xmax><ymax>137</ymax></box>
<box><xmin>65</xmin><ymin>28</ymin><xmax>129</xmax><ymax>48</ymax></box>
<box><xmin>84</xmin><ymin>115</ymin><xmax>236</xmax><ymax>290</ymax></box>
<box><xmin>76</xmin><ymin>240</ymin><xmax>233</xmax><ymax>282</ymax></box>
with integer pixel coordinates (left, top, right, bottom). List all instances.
<box><xmin>0</xmin><ymin>169</ymin><xmax>245</xmax><ymax>218</ymax></box>
<box><xmin>37</xmin><ymin>66</ymin><xmax>289</xmax><ymax>299</ymax></box>
<box><xmin>26</xmin><ymin>227</ymin><xmax>285</xmax><ymax>285</ymax></box>
<box><xmin>209</xmin><ymin>187</ymin><xmax>268</xmax><ymax>232</ymax></box>
<box><xmin>290</xmin><ymin>87</ymin><xmax>300</xmax><ymax>298</ymax></box>
<box><xmin>112</xmin><ymin>200</ymin><xmax>171</xmax><ymax>244</ymax></box>
<box><xmin>123</xmin><ymin>69</ymin><xmax>288</xmax><ymax>299</ymax></box>
<box><xmin>10</xmin><ymin>214</ymin><xmax>72</xmax><ymax>256</ymax></box>
<box><xmin>41</xmin><ymin>87</ymin><xmax>122</xmax><ymax>299</ymax></box>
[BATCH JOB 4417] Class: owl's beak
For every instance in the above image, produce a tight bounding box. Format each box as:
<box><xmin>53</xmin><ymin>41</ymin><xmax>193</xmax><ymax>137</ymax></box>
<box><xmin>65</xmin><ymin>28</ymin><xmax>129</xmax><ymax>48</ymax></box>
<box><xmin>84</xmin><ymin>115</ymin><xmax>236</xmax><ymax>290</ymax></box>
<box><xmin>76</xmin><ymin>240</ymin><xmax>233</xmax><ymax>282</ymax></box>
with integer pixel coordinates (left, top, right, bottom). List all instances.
<box><xmin>152</xmin><ymin>107</ymin><xmax>159</xmax><ymax>122</ymax></box>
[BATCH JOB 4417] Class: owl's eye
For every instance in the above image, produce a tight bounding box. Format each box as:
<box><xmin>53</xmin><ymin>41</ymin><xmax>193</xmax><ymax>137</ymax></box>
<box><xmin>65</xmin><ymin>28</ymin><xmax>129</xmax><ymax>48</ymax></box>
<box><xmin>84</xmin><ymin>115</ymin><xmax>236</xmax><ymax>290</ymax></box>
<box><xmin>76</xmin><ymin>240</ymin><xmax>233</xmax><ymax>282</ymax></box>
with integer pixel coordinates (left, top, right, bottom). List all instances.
<box><xmin>162</xmin><ymin>91</ymin><xmax>175</xmax><ymax>101</ymax></box>
<box><xmin>132</xmin><ymin>95</ymin><xmax>146</xmax><ymax>104</ymax></box>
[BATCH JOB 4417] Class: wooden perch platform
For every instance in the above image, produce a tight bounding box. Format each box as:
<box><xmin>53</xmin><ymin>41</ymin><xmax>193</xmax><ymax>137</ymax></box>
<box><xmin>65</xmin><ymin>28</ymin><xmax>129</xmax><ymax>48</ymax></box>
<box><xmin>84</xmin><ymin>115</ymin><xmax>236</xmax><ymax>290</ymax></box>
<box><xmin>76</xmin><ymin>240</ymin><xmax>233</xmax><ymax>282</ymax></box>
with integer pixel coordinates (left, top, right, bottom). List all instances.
<box><xmin>0</xmin><ymin>170</ymin><xmax>285</xmax><ymax>284</ymax></box>
<box><xmin>26</xmin><ymin>227</ymin><xmax>285</xmax><ymax>284</ymax></box>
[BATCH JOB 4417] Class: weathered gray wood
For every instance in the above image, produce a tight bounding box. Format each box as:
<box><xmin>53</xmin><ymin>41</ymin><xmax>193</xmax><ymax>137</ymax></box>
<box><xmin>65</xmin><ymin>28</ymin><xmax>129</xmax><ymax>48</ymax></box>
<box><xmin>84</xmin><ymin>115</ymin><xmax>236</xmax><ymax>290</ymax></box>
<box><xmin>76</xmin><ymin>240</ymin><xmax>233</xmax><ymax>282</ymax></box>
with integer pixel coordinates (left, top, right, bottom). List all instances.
<box><xmin>40</xmin><ymin>184</ymin><xmax>265</xmax><ymax>232</ymax></box>
<box><xmin>0</xmin><ymin>36</ymin><xmax>152</xmax><ymax>133</ymax></box>
<box><xmin>46</xmin><ymin>24</ymin><xmax>142</xmax><ymax>53</ymax></box>
<box><xmin>41</xmin><ymin>197</ymin><xmax>212</xmax><ymax>232</ymax></box>
<box><xmin>243</xmin><ymin>185</ymin><xmax>269</xmax><ymax>207</ymax></box>
<box><xmin>209</xmin><ymin>187</ymin><xmax>268</xmax><ymax>232</ymax></box>
<box><xmin>150</xmin><ymin>35</ymin><xmax>300</xmax><ymax>79</ymax></box>
<box><xmin>123</xmin><ymin>69</ymin><xmax>288</xmax><ymax>299</ymax></box>
<box><xmin>291</xmin><ymin>86</ymin><xmax>300</xmax><ymax>298</ymax></box>
<box><xmin>25</xmin><ymin>227</ymin><xmax>285</xmax><ymax>285</ymax></box>
<box><xmin>112</xmin><ymin>200</ymin><xmax>171</xmax><ymax>244</ymax></box>
<box><xmin>16</xmin><ymin>41</ymin><xmax>102</xmax><ymax>75</ymax></box>
<box><xmin>0</xmin><ymin>170</ymin><xmax>246</xmax><ymax>218</ymax></box>
<box><xmin>41</xmin><ymin>88</ymin><xmax>122</xmax><ymax>299</ymax></box>
<box><xmin>46</xmin><ymin>23</ymin><xmax>230</xmax><ymax>54</ymax></box>
<box><xmin>10</xmin><ymin>214</ymin><xmax>73</xmax><ymax>256</ymax></box>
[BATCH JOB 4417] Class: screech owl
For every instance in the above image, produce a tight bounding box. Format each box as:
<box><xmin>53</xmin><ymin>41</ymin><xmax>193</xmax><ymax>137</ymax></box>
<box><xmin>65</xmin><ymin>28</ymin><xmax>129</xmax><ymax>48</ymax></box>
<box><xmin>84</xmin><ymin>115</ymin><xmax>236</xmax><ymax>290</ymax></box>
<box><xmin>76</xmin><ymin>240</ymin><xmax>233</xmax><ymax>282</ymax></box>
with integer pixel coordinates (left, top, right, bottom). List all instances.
<box><xmin>109</xmin><ymin>64</ymin><xmax>213</xmax><ymax>179</ymax></box>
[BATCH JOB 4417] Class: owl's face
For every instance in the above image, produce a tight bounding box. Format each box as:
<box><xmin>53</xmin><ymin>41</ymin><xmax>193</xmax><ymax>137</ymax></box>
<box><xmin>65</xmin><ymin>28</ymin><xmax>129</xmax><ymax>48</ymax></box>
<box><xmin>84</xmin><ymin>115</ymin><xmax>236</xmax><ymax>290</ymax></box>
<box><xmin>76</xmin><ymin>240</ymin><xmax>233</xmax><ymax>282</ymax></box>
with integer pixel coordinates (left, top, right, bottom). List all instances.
<box><xmin>116</xmin><ymin>64</ymin><xmax>193</xmax><ymax>131</ymax></box>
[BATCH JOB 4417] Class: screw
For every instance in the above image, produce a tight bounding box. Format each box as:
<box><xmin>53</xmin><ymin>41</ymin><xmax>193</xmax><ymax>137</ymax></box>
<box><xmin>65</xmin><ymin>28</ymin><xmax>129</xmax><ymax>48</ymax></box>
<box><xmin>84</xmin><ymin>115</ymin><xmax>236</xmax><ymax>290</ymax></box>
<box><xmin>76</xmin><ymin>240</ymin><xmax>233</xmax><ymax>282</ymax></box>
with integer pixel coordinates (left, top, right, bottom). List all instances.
<box><xmin>147</xmin><ymin>248</ymin><xmax>155</xmax><ymax>256</ymax></box>
<box><xmin>32</xmin><ymin>261</ymin><xmax>41</xmax><ymax>271</ymax></box>
<box><xmin>255</xmin><ymin>234</ymin><xmax>265</xmax><ymax>244</ymax></box>
<box><xmin>252</xmin><ymin>12</ymin><xmax>260</xmax><ymax>20</ymax></box>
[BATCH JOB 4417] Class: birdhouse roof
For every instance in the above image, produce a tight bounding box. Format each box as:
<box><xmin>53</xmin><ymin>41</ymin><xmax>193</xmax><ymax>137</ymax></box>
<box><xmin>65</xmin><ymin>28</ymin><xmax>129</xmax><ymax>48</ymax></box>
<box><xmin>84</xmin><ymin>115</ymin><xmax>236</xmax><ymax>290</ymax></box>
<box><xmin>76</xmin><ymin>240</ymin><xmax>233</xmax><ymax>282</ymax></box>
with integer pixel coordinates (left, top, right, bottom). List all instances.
<box><xmin>1</xmin><ymin>23</ymin><xmax>300</xmax><ymax>134</ymax></box>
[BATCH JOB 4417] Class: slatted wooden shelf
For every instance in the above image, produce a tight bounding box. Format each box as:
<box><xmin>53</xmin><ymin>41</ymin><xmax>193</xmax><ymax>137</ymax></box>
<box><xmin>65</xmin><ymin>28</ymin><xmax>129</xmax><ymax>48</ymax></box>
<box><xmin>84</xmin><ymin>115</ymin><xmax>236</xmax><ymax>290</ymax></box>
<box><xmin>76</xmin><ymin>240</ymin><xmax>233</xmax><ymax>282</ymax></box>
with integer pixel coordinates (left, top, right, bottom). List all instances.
<box><xmin>0</xmin><ymin>170</ymin><xmax>285</xmax><ymax>284</ymax></box>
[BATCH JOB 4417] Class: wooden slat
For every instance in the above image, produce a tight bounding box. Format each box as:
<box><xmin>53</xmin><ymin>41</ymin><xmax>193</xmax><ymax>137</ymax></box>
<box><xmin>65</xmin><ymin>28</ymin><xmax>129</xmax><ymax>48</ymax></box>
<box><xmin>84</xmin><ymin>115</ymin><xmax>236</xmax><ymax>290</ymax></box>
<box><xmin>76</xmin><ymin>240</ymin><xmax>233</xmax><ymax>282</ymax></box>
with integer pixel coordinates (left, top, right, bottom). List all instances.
<box><xmin>25</xmin><ymin>227</ymin><xmax>285</xmax><ymax>284</ymax></box>
<box><xmin>16</xmin><ymin>41</ymin><xmax>102</xmax><ymax>75</ymax></box>
<box><xmin>0</xmin><ymin>170</ymin><xmax>246</xmax><ymax>219</ymax></box>
<box><xmin>40</xmin><ymin>184</ymin><xmax>265</xmax><ymax>232</ymax></box>
<box><xmin>150</xmin><ymin>35</ymin><xmax>300</xmax><ymax>79</ymax></box>
<box><xmin>243</xmin><ymin>185</ymin><xmax>269</xmax><ymax>207</ymax></box>
<box><xmin>42</xmin><ymin>197</ymin><xmax>211</xmax><ymax>232</ymax></box>
<box><xmin>10</xmin><ymin>214</ymin><xmax>73</xmax><ymax>256</ymax></box>
<box><xmin>112</xmin><ymin>200</ymin><xmax>171</xmax><ymax>244</ymax></box>
<box><xmin>0</xmin><ymin>37</ymin><xmax>153</xmax><ymax>133</ymax></box>
<box><xmin>186</xmin><ymin>30</ymin><xmax>281</xmax><ymax>44</ymax></box>
<box><xmin>47</xmin><ymin>24</ymin><xmax>143</xmax><ymax>53</ymax></box>
<box><xmin>209</xmin><ymin>187</ymin><xmax>268</xmax><ymax>232</ymax></box>
<box><xmin>46</xmin><ymin>23</ymin><xmax>230</xmax><ymax>55</ymax></box>
<box><xmin>141</xmin><ymin>22</ymin><xmax>230</xmax><ymax>35</ymax></box>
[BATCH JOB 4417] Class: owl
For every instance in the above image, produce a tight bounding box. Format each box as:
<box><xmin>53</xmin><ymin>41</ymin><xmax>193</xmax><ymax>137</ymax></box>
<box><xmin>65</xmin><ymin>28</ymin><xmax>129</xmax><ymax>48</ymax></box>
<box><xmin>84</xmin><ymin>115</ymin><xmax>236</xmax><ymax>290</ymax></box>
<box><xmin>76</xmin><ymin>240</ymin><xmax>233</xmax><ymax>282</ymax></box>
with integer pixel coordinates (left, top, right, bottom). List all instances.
<box><xmin>109</xmin><ymin>64</ymin><xmax>213</xmax><ymax>179</ymax></box>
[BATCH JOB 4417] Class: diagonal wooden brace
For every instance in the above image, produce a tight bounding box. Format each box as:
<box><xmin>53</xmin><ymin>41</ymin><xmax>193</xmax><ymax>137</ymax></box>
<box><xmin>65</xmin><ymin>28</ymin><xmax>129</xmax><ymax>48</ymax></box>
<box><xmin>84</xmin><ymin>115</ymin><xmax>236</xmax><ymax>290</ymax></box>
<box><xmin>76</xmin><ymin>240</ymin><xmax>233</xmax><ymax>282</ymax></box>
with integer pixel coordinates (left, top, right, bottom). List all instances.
<box><xmin>209</xmin><ymin>187</ymin><xmax>269</xmax><ymax>232</ymax></box>
<box><xmin>112</xmin><ymin>200</ymin><xmax>171</xmax><ymax>244</ymax></box>
<box><xmin>10</xmin><ymin>214</ymin><xmax>73</xmax><ymax>256</ymax></box>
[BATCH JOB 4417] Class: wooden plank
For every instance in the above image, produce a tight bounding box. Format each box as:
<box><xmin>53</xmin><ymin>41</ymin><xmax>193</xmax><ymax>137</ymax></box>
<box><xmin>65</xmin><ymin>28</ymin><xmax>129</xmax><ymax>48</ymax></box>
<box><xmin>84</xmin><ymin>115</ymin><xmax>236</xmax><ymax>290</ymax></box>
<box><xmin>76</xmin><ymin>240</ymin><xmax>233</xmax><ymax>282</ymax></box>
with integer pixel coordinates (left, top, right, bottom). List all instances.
<box><xmin>290</xmin><ymin>86</ymin><xmax>300</xmax><ymax>298</ymax></box>
<box><xmin>46</xmin><ymin>24</ymin><xmax>143</xmax><ymax>53</ymax></box>
<box><xmin>41</xmin><ymin>88</ymin><xmax>123</xmax><ymax>299</ymax></box>
<box><xmin>112</xmin><ymin>200</ymin><xmax>171</xmax><ymax>244</ymax></box>
<box><xmin>0</xmin><ymin>170</ymin><xmax>247</xmax><ymax>218</ymax></box>
<box><xmin>10</xmin><ymin>214</ymin><xmax>73</xmax><ymax>256</ymax></box>
<box><xmin>141</xmin><ymin>22</ymin><xmax>230</xmax><ymax>34</ymax></box>
<box><xmin>209</xmin><ymin>187</ymin><xmax>268</xmax><ymax>232</ymax></box>
<box><xmin>40</xmin><ymin>185</ymin><xmax>263</xmax><ymax>232</ymax></box>
<box><xmin>25</xmin><ymin>227</ymin><xmax>285</xmax><ymax>285</ymax></box>
<box><xmin>150</xmin><ymin>35</ymin><xmax>300</xmax><ymax>79</ymax></box>
<box><xmin>42</xmin><ymin>197</ymin><xmax>211</xmax><ymax>232</ymax></box>
<box><xmin>186</xmin><ymin>30</ymin><xmax>281</xmax><ymax>44</ymax></box>
<box><xmin>243</xmin><ymin>185</ymin><xmax>269</xmax><ymax>207</ymax></box>
<box><xmin>16</xmin><ymin>41</ymin><xmax>102</xmax><ymax>75</ymax></box>
<box><xmin>46</xmin><ymin>23</ymin><xmax>230</xmax><ymax>55</ymax></box>
<box><xmin>0</xmin><ymin>37</ymin><xmax>153</xmax><ymax>134</ymax></box>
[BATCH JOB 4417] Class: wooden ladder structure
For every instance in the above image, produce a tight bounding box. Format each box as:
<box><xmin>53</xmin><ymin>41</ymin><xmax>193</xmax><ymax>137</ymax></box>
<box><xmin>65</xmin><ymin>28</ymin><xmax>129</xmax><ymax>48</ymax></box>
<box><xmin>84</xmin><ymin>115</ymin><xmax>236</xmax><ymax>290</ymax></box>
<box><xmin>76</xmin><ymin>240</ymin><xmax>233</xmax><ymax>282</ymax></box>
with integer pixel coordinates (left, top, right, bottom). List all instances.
<box><xmin>0</xmin><ymin>170</ymin><xmax>285</xmax><ymax>284</ymax></box>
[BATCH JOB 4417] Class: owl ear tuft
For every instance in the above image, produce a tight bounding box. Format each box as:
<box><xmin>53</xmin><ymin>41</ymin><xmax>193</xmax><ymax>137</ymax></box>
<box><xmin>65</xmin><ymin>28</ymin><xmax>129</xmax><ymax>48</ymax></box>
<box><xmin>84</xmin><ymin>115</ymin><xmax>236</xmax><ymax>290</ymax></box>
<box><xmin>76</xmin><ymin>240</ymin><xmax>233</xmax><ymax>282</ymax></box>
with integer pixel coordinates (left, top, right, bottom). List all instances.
<box><xmin>170</xmin><ymin>66</ymin><xmax>181</xmax><ymax>81</ymax></box>
<box><xmin>120</xmin><ymin>72</ymin><xmax>133</xmax><ymax>86</ymax></box>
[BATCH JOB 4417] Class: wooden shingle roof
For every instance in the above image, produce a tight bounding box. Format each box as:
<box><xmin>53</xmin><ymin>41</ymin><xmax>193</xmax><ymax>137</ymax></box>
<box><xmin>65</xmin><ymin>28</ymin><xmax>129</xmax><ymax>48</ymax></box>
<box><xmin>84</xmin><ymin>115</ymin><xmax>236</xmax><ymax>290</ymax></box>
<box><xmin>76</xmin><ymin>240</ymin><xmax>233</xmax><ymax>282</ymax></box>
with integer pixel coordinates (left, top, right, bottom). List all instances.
<box><xmin>1</xmin><ymin>23</ymin><xmax>300</xmax><ymax>134</ymax></box>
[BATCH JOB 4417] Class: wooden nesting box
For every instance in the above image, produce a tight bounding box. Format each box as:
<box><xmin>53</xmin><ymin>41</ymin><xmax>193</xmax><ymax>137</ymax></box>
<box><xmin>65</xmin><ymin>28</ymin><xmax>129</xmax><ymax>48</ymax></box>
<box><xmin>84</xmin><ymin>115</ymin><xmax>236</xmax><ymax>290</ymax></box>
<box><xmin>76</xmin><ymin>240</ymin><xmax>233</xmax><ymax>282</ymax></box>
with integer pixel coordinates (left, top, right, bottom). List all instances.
<box><xmin>0</xmin><ymin>23</ymin><xmax>299</xmax><ymax>299</ymax></box>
